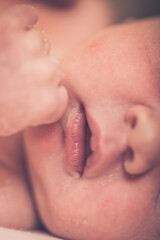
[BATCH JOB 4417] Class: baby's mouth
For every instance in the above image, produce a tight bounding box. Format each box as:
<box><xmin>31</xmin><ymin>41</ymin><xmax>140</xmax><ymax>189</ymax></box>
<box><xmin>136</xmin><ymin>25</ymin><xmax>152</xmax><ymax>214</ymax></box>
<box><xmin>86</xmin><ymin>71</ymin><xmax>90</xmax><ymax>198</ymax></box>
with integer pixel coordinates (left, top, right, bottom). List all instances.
<box><xmin>65</xmin><ymin>105</ymin><xmax>92</xmax><ymax>177</ymax></box>
<box><xmin>85</xmin><ymin>119</ymin><xmax>92</xmax><ymax>162</ymax></box>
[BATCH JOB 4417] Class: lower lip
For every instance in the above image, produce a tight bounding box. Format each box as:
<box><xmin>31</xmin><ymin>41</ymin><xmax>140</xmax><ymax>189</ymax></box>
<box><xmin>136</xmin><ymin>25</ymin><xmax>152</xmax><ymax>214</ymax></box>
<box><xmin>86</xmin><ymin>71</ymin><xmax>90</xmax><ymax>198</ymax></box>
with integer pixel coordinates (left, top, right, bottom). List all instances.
<box><xmin>65</xmin><ymin>106</ymin><xmax>86</xmax><ymax>176</ymax></box>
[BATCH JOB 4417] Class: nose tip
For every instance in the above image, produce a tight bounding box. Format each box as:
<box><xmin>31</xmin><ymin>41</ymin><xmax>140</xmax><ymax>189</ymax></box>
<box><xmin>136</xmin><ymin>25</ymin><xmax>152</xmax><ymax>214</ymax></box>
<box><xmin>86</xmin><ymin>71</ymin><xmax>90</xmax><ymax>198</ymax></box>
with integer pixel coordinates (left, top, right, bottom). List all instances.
<box><xmin>124</xmin><ymin>105</ymin><xmax>160</xmax><ymax>175</ymax></box>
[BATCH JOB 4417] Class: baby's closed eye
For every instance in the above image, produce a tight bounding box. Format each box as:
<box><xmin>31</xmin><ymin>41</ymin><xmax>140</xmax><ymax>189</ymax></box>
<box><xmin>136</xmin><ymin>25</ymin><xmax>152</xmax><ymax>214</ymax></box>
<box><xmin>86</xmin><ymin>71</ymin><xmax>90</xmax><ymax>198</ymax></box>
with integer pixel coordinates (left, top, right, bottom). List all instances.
<box><xmin>28</xmin><ymin>0</ymin><xmax>76</xmax><ymax>9</ymax></box>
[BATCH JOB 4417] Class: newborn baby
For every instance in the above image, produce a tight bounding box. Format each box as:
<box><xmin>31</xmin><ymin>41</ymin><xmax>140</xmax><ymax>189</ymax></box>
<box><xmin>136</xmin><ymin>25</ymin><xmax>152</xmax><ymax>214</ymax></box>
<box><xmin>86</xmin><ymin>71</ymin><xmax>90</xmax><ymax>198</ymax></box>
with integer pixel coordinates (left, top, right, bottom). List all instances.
<box><xmin>0</xmin><ymin>1</ymin><xmax>160</xmax><ymax>240</ymax></box>
<box><xmin>24</xmin><ymin>16</ymin><xmax>160</xmax><ymax>240</ymax></box>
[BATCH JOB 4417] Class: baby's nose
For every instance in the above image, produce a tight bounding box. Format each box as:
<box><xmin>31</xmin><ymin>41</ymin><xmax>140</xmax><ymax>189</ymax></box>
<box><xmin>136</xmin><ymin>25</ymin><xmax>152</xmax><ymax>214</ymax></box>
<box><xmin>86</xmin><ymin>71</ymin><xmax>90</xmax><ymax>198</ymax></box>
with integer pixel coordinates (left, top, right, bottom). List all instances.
<box><xmin>124</xmin><ymin>105</ymin><xmax>160</xmax><ymax>175</ymax></box>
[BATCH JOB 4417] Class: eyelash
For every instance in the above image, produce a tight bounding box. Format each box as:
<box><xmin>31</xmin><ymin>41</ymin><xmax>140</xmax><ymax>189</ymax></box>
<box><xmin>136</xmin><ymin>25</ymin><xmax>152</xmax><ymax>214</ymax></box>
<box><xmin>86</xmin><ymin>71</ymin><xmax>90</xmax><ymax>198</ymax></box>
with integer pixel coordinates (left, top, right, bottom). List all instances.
<box><xmin>28</xmin><ymin>0</ymin><xmax>76</xmax><ymax>9</ymax></box>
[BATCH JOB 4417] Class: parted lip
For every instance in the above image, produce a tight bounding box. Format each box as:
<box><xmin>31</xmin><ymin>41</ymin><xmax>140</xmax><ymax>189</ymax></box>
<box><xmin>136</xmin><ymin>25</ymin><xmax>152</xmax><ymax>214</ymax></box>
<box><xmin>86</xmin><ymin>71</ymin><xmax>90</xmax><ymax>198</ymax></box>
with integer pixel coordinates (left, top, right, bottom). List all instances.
<box><xmin>65</xmin><ymin>104</ymin><xmax>118</xmax><ymax>178</ymax></box>
<box><xmin>65</xmin><ymin>105</ymin><xmax>92</xmax><ymax>177</ymax></box>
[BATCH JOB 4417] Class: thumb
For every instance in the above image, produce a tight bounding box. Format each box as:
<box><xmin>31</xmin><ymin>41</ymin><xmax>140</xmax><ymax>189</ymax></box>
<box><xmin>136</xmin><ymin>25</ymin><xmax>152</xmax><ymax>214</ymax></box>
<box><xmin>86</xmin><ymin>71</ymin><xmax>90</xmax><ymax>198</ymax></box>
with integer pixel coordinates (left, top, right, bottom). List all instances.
<box><xmin>30</xmin><ymin>84</ymin><xmax>69</xmax><ymax>127</ymax></box>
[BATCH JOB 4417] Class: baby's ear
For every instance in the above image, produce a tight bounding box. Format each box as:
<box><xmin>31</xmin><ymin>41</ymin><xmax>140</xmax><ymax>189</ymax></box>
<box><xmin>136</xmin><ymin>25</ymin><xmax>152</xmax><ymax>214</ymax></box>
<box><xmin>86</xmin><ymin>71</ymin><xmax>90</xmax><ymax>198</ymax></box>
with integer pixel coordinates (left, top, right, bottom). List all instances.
<box><xmin>0</xmin><ymin>4</ymin><xmax>38</xmax><ymax>30</ymax></box>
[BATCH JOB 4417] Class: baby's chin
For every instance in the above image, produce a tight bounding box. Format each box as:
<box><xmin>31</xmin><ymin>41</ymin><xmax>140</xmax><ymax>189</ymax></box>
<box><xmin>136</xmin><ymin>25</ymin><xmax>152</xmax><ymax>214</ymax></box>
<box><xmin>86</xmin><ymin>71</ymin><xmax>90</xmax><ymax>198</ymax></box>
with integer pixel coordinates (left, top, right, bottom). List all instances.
<box><xmin>28</xmin><ymin>163</ymin><xmax>158</xmax><ymax>240</ymax></box>
<box><xmin>43</xmin><ymin>189</ymin><xmax>159</xmax><ymax>240</ymax></box>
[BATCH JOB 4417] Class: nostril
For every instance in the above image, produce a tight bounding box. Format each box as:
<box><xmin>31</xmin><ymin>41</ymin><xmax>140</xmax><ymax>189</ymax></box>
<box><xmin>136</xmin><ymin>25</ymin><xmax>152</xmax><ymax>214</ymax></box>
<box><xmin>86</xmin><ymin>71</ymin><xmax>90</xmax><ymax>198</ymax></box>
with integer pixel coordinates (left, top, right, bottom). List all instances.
<box><xmin>123</xmin><ymin>147</ymin><xmax>134</xmax><ymax>171</ymax></box>
<box><xmin>124</xmin><ymin>146</ymin><xmax>134</xmax><ymax>162</ymax></box>
<box><xmin>123</xmin><ymin>147</ymin><xmax>138</xmax><ymax>175</ymax></box>
<box><xmin>130</xmin><ymin>116</ymin><xmax>137</xmax><ymax>129</ymax></box>
<box><xmin>125</xmin><ymin>113</ymin><xmax>137</xmax><ymax>129</ymax></box>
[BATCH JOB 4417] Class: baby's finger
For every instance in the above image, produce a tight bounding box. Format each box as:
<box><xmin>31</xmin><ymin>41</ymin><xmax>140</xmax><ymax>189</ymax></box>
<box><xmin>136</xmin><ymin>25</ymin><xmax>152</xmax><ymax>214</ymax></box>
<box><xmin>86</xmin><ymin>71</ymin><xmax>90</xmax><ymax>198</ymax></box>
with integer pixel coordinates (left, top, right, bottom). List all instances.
<box><xmin>0</xmin><ymin>4</ymin><xmax>38</xmax><ymax>31</ymax></box>
<box><xmin>23</xmin><ymin>55</ymin><xmax>63</xmax><ymax>86</ymax></box>
<box><xmin>31</xmin><ymin>84</ymin><xmax>69</xmax><ymax>126</ymax></box>
<box><xmin>21</xmin><ymin>28</ymin><xmax>51</xmax><ymax>56</ymax></box>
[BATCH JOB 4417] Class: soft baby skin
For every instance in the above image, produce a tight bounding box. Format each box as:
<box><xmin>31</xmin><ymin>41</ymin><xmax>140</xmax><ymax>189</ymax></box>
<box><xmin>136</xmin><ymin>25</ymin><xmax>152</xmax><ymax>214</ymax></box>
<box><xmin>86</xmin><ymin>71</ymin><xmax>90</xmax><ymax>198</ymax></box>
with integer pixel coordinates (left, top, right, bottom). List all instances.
<box><xmin>24</xmin><ymin>17</ymin><xmax>160</xmax><ymax>240</ymax></box>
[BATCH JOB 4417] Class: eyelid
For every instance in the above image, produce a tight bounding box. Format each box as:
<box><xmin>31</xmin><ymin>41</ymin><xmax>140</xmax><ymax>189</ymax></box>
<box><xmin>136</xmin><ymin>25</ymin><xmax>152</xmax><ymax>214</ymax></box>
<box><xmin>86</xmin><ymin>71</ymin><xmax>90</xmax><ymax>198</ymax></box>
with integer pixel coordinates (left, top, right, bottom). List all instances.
<box><xmin>28</xmin><ymin>0</ymin><xmax>76</xmax><ymax>9</ymax></box>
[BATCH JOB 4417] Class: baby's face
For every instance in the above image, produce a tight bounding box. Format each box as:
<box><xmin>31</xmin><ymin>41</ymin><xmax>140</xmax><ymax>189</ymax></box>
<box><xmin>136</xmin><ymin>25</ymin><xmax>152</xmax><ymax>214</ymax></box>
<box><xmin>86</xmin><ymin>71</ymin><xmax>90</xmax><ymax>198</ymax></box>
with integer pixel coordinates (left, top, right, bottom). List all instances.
<box><xmin>24</xmin><ymin>18</ymin><xmax>160</xmax><ymax>240</ymax></box>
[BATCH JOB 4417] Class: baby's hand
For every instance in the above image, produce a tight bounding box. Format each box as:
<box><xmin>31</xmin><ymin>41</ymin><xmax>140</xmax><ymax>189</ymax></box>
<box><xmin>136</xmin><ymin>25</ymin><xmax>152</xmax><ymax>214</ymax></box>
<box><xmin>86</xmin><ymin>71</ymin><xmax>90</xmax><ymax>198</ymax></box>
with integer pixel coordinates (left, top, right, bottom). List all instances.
<box><xmin>0</xmin><ymin>5</ymin><xmax>68</xmax><ymax>136</ymax></box>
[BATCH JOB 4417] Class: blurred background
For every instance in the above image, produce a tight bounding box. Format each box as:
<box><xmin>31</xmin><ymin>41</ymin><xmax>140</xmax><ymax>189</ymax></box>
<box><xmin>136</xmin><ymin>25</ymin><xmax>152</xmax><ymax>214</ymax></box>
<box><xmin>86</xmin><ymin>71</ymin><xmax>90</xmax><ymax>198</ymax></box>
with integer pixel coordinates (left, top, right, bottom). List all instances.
<box><xmin>109</xmin><ymin>0</ymin><xmax>160</xmax><ymax>22</ymax></box>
